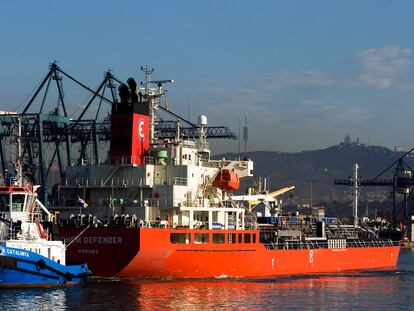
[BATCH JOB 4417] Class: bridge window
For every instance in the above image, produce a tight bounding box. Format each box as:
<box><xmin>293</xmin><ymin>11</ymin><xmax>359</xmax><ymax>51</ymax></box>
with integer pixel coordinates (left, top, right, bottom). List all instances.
<box><xmin>194</xmin><ymin>233</ymin><xmax>209</xmax><ymax>244</ymax></box>
<box><xmin>0</xmin><ymin>193</ymin><xmax>9</xmax><ymax>212</ymax></box>
<box><xmin>212</xmin><ymin>233</ymin><xmax>225</xmax><ymax>244</ymax></box>
<box><xmin>11</xmin><ymin>194</ymin><xmax>25</xmax><ymax>212</ymax></box>
<box><xmin>170</xmin><ymin>233</ymin><xmax>191</xmax><ymax>244</ymax></box>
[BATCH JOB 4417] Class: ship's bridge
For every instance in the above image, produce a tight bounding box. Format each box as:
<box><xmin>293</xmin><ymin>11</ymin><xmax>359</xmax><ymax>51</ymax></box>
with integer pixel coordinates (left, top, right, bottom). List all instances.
<box><xmin>0</xmin><ymin>185</ymin><xmax>34</xmax><ymax>222</ymax></box>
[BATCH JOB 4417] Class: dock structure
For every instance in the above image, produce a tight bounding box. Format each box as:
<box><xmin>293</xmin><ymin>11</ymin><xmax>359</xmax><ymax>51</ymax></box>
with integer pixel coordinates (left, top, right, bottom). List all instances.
<box><xmin>0</xmin><ymin>63</ymin><xmax>236</xmax><ymax>205</ymax></box>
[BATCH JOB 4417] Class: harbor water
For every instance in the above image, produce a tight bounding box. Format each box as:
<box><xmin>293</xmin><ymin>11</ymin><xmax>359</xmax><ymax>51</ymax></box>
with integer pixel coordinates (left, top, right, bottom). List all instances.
<box><xmin>1</xmin><ymin>249</ymin><xmax>413</xmax><ymax>310</ymax></box>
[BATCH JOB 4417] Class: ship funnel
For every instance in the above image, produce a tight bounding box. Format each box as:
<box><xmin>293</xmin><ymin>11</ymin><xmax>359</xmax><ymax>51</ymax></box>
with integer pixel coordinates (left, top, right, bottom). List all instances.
<box><xmin>111</xmin><ymin>76</ymin><xmax>151</xmax><ymax>165</ymax></box>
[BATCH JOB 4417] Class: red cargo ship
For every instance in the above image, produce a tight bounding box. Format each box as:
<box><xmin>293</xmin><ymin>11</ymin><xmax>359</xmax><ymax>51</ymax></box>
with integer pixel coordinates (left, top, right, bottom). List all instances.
<box><xmin>53</xmin><ymin>67</ymin><xmax>400</xmax><ymax>278</ymax></box>
<box><xmin>60</xmin><ymin>226</ymin><xmax>399</xmax><ymax>278</ymax></box>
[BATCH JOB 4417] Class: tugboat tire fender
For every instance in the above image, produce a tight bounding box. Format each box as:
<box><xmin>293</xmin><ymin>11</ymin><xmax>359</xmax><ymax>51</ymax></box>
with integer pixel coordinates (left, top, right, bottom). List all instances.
<box><xmin>65</xmin><ymin>272</ymin><xmax>73</xmax><ymax>281</ymax></box>
<box><xmin>36</xmin><ymin>259</ymin><xmax>46</xmax><ymax>271</ymax></box>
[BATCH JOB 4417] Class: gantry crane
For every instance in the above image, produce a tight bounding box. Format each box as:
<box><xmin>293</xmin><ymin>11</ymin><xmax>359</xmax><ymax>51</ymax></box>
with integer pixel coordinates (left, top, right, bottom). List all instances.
<box><xmin>0</xmin><ymin>63</ymin><xmax>237</xmax><ymax>204</ymax></box>
<box><xmin>334</xmin><ymin>148</ymin><xmax>414</xmax><ymax>225</ymax></box>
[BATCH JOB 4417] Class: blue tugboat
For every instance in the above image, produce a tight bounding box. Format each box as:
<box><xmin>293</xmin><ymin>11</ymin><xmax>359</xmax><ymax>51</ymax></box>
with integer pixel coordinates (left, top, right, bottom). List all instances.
<box><xmin>0</xmin><ymin>118</ymin><xmax>91</xmax><ymax>287</ymax></box>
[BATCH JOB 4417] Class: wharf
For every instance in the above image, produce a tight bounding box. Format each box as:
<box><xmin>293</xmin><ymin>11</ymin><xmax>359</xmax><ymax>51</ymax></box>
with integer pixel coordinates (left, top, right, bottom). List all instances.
<box><xmin>401</xmin><ymin>241</ymin><xmax>414</xmax><ymax>249</ymax></box>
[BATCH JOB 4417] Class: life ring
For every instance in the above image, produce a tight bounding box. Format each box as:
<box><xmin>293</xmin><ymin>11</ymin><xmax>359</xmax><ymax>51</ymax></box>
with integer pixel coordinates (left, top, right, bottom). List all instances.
<box><xmin>65</xmin><ymin>272</ymin><xmax>72</xmax><ymax>282</ymax></box>
<box><xmin>36</xmin><ymin>259</ymin><xmax>47</xmax><ymax>271</ymax></box>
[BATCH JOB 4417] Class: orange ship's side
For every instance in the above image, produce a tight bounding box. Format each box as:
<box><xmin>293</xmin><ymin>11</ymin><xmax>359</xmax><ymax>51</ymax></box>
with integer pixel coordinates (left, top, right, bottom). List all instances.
<box><xmin>61</xmin><ymin>227</ymin><xmax>400</xmax><ymax>278</ymax></box>
<box><xmin>117</xmin><ymin>228</ymin><xmax>399</xmax><ymax>278</ymax></box>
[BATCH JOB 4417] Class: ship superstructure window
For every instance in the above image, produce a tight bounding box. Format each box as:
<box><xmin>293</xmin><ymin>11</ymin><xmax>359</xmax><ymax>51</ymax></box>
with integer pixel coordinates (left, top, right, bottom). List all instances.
<box><xmin>11</xmin><ymin>194</ymin><xmax>25</xmax><ymax>212</ymax></box>
<box><xmin>252</xmin><ymin>233</ymin><xmax>256</xmax><ymax>243</ymax></box>
<box><xmin>244</xmin><ymin>234</ymin><xmax>251</xmax><ymax>243</ymax></box>
<box><xmin>170</xmin><ymin>233</ymin><xmax>191</xmax><ymax>244</ymax></box>
<box><xmin>194</xmin><ymin>233</ymin><xmax>209</xmax><ymax>244</ymax></box>
<box><xmin>212</xmin><ymin>233</ymin><xmax>225</xmax><ymax>244</ymax></box>
<box><xmin>0</xmin><ymin>193</ymin><xmax>9</xmax><ymax>212</ymax></box>
<box><xmin>238</xmin><ymin>233</ymin><xmax>243</xmax><ymax>243</ymax></box>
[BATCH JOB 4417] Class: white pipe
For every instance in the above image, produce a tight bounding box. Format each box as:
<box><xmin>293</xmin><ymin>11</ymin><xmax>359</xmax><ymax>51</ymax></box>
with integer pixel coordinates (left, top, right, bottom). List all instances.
<box><xmin>36</xmin><ymin>198</ymin><xmax>51</xmax><ymax>221</ymax></box>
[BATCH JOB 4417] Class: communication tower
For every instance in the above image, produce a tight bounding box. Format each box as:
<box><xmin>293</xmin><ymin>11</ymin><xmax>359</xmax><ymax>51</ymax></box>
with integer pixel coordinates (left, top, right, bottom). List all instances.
<box><xmin>243</xmin><ymin>114</ymin><xmax>248</xmax><ymax>153</ymax></box>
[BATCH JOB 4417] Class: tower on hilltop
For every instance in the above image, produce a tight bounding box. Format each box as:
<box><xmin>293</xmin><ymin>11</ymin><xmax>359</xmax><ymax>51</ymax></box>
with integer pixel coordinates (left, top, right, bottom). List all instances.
<box><xmin>344</xmin><ymin>133</ymin><xmax>351</xmax><ymax>145</ymax></box>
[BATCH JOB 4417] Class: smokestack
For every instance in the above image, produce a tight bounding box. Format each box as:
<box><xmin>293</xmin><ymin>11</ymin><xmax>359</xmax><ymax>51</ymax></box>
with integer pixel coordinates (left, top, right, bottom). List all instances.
<box><xmin>109</xmin><ymin>78</ymin><xmax>150</xmax><ymax>165</ymax></box>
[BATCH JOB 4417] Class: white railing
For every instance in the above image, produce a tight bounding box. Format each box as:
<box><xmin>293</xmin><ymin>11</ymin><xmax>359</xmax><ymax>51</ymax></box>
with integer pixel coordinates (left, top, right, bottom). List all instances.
<box><xmin>61</xmin><ymin>176</ymin><xmax>188</xmax><ymax>187</ymax></box>
<box><xmin>264</xmin><ymin>239</ymin><xmax>399</xmax><ymax>250</ymax></box>
<box><xmin>72</xmin><ymin>156</ymin><xmax>159</xmax><ymax>166</ymax></box>
<box><xmin>139</xmin><ymin>219</ymin><xmax>240</xmax><ymax>230</ymax></box>
<box><xmin>200</xmin><ymin>160</ymin><xmax>223</xmax><ymax>168</ymax></box>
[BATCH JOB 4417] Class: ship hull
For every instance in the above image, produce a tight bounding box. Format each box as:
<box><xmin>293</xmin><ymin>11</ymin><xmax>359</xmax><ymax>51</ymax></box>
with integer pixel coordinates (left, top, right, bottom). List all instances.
<box><xmin>60</xmin><ymin>227</ymin><xmax>400</xmax><ymax>278</ymax></box>
<box><xmin>60</xmin><ymin>227</ymin><xmax>140</xmax><ymax>277</ymax></box>
<box><xmin>0</xmin><ymin>246</ymin><xmax>90</xmax><ymax>287</ymax></box>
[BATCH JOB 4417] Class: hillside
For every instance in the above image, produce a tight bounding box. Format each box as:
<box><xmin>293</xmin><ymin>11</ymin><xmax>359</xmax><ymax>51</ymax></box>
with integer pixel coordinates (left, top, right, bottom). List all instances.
<box><xmin>217</xmin><ymin>142</ymin><xmax>413</xmax><ymax>206</ymax></box>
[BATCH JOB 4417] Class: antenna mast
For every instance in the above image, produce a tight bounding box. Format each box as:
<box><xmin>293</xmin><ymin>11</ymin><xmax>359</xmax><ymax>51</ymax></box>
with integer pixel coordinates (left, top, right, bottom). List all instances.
<box><xmin>15</xmin><ymin>115</ymin><xmax>23</xmax><ymax>186</ymax></box>
<box><xmin>352</xmin><ymin>163</ymin><xmax>360</xmax><ymax>227</ymax></box>
<box><xmin>141</xmin><ymin>66</ymin><xmax>174</xmax><ymax>144</ymax></box>
<box><xmin>243</xmin><ymin>113</ymin><xmax>248</xmax><ymax>153</ymax></box>
<box><xmin>141</xmin><ymin>65</ymin><xmax>155</xmax><ymax>144</ymax></box>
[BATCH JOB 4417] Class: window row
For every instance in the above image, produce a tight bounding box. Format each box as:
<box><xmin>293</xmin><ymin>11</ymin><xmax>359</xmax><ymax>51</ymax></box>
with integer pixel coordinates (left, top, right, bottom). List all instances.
<box><xmin>170</xmin><ymin>232</ymin><xmax>257</xmax><ymax>244</ymax></box>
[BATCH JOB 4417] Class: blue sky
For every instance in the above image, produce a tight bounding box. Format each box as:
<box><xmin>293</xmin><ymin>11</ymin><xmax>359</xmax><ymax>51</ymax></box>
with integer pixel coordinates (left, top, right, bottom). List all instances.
<box><xmin>1</xmin><ymin>1</ymin><xmax>414</xmax><ymax>153</ymax></box>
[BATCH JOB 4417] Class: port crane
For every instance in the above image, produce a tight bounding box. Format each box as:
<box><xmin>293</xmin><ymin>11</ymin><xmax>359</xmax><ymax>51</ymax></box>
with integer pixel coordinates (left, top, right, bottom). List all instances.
<box><xmin>0</xmin><ymin>63</ymin><xmax>236</xmax><ymax>204</ymax></box>
<box><xmin>334</xmin><ymin>148</ymin><xmax>414</xmax><ymax>225</ymax></box>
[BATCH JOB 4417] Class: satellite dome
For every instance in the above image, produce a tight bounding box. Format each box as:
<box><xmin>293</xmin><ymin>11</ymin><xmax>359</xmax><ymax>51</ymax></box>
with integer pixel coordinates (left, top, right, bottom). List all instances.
<box><xmin>197</xmin><ymin>115</ymin><xmax>208</xmax><ymax>126</ymax></box>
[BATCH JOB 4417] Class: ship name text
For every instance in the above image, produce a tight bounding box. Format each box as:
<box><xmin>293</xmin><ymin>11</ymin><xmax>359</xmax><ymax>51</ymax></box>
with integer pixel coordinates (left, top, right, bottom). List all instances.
<box><xmin>6</xmin><ymin>249</ymin><xmax>30</xmax><ymax>257</ymax></box>
<box><xmin>62</xmin><ymin>236</ymin><xmax>123</xmax><ymax>245</ymax></box>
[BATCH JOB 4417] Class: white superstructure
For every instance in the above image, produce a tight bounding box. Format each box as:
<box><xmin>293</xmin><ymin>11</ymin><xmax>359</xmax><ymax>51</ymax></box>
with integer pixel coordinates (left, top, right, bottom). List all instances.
<box><xmin>58</xmin><ymin>127</ymin><xmax>253</xmax><ymax>230</ymax></box>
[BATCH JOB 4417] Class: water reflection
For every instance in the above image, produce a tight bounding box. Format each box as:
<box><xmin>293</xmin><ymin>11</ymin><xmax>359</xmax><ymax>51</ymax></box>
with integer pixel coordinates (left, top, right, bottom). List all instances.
<box><xmin>127</xmin><ymin>272</ymin><xmax>405</xmax><ymax>311</ymax></box>
<box><xmin>0</xmin><ymin>273</ymin><xmax>408</xmax><ymax>311</ymax></box>
<box><xmin>1</xmin><ymin>250</ymin><xmax>413</xmax><ymax>311</ymax></box>
<box><xmin>0</xmin><ymin>288</ymin><xmax>67</xmax><ymax>311</ymax></box>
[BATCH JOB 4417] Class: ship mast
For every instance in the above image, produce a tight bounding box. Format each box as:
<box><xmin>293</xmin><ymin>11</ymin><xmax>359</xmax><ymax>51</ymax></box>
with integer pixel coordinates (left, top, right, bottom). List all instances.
<box><xmin>14</xmin><ymin>115</ymin><xmax>23</xmax><ymax>186</ymax></box>
<box><xmin>140</xmin><ymin>66</ymin><xmax>174</xmax><ymax>144</ymax></box>
<box><xmin>141</xmin><ymin>65</ymin><xmax>155</xmax><ymax>144</ymax></box>
<box><xmin>352</xmin><ymin>163</ymin><xmax>360</xmax><ymax>227</ymax></box>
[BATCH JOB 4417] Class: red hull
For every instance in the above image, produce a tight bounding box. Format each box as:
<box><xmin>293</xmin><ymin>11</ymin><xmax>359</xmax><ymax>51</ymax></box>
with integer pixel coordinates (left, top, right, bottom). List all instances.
<box><xmin>60</xmin><ymin>227</ymin><xmax>400</xmax><ymax>278</ymax></box>
<box><xmin>61</xmin><ymin>227</ymin><xmax>140</xmax><ymax>277</ymax></box>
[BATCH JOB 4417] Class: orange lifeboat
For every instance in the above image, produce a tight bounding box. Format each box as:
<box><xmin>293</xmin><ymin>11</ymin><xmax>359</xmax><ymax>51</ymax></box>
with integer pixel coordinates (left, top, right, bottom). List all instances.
<box><xmin>212</xmin><ymin>169</ymin><xmax>240</xmax><ymax>191</ymax></box>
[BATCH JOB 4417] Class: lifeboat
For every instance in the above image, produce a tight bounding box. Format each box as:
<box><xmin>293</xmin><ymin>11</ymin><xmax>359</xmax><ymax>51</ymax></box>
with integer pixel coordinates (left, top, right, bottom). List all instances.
<box><xmin>212</xmin><ymin>169</ymin><xmax>240</xmax><ymax>191</ymax></box>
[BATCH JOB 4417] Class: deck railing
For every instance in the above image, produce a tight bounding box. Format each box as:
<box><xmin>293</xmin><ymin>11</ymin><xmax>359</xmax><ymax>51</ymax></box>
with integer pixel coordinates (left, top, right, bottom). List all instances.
<box><xmin>61</xmin><ymin>176</ymin><xmax>188</xmax><ymax>188</ymax></box>
<box><xmin>263</xmin><ymin>239</ymin><xmax>399</xmax><ymax>250</ymax></box>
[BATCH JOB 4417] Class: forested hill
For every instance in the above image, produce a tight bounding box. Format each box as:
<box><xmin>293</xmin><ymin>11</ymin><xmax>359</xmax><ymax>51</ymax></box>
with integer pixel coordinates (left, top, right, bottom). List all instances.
<box><xmin>217</xmin><ymin>142</ymin><xmax>413</xmax><ymax>203</ymax></box>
